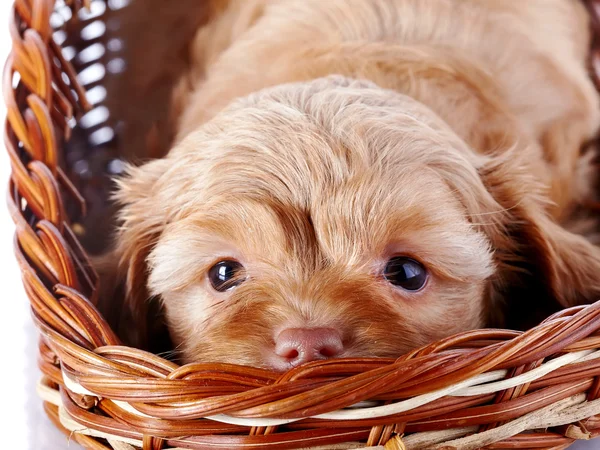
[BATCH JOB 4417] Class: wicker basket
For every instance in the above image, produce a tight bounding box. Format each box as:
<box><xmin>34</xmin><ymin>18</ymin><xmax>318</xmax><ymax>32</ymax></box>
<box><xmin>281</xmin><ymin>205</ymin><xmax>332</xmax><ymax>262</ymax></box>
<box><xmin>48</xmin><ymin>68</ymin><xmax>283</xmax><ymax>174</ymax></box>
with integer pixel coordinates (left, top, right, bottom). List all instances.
<box><xmin>6</xmin><ymin>0</ymin><xmax>600</xmax><ymax>449</ymax></box>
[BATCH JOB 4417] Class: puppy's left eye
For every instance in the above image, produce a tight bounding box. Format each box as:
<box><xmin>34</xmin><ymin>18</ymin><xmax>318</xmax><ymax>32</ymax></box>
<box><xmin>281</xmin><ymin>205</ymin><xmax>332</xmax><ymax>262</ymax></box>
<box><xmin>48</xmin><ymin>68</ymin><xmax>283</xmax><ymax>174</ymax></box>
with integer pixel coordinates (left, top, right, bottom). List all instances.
<box><xmin>208</xmin><ymin>260</ymin><xmax>246</xmax><ymax>292</ymax></box>
<box><xmin>384</xmin><ymin>257</ymin><xmax>427</xmax><ymax>291</ymax></box>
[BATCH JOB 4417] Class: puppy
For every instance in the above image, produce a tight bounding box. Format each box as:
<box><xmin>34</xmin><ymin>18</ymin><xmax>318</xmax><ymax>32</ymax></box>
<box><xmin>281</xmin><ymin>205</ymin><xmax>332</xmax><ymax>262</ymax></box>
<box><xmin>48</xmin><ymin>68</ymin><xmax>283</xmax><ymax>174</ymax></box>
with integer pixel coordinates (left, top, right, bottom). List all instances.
<box><xmin>106</xmin><ymin>0</ymin><xmax>600</xmax><ymax>371</ymax></box>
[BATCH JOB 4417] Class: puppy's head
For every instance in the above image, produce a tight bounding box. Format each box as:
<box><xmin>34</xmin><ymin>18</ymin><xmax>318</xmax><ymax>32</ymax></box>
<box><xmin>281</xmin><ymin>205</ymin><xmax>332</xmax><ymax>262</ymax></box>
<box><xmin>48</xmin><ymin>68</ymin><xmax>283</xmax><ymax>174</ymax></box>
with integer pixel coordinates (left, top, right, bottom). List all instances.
<box><xmin>114</xmin><ymin>76</ymin><xmax>600</xmax><ymax>370</ymax></box>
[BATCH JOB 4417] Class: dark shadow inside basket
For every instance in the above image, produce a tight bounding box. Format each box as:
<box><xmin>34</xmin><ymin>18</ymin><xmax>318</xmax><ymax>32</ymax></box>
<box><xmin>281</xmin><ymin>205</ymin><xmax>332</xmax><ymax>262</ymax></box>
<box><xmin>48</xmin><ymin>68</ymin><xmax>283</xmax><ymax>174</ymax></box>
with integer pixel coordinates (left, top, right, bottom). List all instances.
<box><xmin>56</xmin><ymin>0</ymin><xmax>208</xmax><ymax>255</ymax></box>
<box><xmin>55</xmin><ymin>0</ymin><xmax>600</xmax><ymax>356</ymax></box>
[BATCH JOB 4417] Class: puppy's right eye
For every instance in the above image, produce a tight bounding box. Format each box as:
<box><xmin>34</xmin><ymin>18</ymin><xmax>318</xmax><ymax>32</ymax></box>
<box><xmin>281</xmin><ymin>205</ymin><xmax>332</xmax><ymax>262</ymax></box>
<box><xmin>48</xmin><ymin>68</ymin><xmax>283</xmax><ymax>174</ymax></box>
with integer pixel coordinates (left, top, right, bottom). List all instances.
<box><xmin>383</xmin><ymin>256</ymin><xmax>427</xmax><ymax>291</ymax></box>
<box><xmin>208</xmin><ymin>260</ymin><xmax>246</xmax><ymax>292</ymax></box>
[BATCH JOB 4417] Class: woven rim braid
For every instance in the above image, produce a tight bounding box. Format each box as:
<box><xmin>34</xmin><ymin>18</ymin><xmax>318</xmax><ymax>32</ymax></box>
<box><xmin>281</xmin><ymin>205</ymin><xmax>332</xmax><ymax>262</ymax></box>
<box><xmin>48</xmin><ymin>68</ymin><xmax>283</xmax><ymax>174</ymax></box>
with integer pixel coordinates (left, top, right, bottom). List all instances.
<box><xmin>6</xmin><ymin>1</ymin><xmax>600</xmax><ymax>449</ymax></box>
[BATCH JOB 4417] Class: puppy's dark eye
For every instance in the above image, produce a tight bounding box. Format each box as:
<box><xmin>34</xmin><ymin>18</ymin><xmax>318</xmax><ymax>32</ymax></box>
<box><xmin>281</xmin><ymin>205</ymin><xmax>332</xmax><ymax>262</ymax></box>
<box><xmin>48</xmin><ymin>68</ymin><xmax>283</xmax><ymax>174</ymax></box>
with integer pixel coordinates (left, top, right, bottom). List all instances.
<box><xmin>208</xmin><ymin>260</ymin><xmax>246</xmax><ymax>292</ymax></box>
<box><xmin>384</xmin><ymin>257</ymin><xmax>427</xmax><ymax>291</ymax></box>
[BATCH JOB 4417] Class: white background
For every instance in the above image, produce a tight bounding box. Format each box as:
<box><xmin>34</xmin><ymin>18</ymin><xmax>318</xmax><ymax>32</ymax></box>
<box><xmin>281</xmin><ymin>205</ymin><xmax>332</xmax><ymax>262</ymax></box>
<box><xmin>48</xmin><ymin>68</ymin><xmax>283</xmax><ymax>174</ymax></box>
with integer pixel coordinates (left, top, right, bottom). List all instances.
<box><xmin>0</xmin><ymin>1</ymin><xmax>598</xmax><ymax>449</ymax></box>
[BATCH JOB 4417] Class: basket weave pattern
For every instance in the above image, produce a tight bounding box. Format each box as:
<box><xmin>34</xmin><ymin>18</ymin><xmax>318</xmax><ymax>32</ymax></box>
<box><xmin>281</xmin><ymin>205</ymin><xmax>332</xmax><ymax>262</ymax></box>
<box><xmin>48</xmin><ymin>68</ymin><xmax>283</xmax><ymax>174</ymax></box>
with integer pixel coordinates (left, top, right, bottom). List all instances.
<box><xmin>6</xmin><ymin>1</ymin><xmax>600</xmax><ymax>449</ymax></box>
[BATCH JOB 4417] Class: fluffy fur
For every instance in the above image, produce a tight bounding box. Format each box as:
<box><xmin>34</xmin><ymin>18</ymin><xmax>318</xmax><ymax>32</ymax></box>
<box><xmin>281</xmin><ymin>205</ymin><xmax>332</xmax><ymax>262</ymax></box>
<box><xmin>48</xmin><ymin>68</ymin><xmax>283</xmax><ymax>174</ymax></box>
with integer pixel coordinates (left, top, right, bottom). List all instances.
<box><xmin>104</xmin><ymin>0</ymin><xmax>600</xmax><ymax>369</ymax></box>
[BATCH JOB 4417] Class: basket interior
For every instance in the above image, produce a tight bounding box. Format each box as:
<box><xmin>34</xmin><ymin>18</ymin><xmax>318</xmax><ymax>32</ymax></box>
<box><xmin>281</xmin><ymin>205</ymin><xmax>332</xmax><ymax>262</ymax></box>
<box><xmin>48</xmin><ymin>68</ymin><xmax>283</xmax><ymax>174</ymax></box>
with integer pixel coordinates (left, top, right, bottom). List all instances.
<box><xmin>53</xmin><ymin>0</ymin><xmax>208</xmax><ymax>255</ymax></box>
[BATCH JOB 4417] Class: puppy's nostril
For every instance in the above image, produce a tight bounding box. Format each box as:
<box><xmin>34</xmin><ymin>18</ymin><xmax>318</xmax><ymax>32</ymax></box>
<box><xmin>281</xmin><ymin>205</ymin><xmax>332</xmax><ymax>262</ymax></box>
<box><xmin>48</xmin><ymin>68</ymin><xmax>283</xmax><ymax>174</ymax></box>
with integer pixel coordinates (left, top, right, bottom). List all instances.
<box><xmin>281</xmin><ymin>348</ymin><xmax>299</xmax><ymax>360</ymax></box>
<box><xmin>319</xmin><ymin>345</ymin><xmax>339</xmax><ymax>358</ymax></box>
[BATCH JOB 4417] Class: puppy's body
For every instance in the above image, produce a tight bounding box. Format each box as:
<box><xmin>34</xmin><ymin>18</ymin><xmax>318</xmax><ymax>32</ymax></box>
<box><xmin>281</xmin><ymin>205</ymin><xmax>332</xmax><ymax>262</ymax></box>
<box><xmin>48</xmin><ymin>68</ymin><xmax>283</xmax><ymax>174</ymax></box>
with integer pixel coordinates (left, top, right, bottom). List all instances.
<box><xmin>109</xmin><ymin>0</ymin><xmax>600</xmax><ymax>369</ymax></box>
<box><xmin>179</xmin><ymin>0</ymin><xmax>598</xmax><ymax>214</ymax></box>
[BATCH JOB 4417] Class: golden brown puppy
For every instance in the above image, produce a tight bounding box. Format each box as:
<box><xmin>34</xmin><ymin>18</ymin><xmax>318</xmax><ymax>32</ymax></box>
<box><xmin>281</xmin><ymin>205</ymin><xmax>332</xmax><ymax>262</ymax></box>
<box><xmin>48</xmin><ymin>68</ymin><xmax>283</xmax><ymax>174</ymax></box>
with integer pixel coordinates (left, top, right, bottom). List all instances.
<box><xmin>108</xmin><ymin>0</ymin><xmax>600</xmax><ymax>370</ymax></box>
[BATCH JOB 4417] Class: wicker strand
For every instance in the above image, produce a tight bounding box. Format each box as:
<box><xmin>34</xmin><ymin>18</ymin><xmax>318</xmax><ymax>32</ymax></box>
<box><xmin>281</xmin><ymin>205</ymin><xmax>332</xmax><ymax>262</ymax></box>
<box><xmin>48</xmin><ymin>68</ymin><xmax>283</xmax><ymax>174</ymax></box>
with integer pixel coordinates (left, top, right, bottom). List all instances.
<box><xmin>429</xmin><ymin>394</ymin><xmax>600</xmax><ymax>450</ymax></box>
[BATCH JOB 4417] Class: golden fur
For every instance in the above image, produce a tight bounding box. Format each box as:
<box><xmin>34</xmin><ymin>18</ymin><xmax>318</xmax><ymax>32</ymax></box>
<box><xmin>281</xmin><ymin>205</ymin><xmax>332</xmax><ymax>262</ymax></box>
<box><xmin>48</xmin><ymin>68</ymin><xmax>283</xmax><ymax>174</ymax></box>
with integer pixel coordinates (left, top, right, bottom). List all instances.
<box><xmin>103</xmin><ymin>0</ymin><xmax>600</xmax><ymax>369</ymax></box>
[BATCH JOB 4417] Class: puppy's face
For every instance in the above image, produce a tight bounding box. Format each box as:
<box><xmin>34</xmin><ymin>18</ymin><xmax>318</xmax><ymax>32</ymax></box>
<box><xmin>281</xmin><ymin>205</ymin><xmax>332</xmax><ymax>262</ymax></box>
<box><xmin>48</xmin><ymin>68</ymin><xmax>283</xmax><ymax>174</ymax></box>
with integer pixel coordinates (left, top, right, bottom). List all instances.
<box><xmin>148</xmin><ymin>169</ymin><xmax>493</xmax><ymax>369</ymax></box>
<box><xmin>115</xmin><ymin>77</ymin><xmax>595</xmax><ymax>370</ymax></box>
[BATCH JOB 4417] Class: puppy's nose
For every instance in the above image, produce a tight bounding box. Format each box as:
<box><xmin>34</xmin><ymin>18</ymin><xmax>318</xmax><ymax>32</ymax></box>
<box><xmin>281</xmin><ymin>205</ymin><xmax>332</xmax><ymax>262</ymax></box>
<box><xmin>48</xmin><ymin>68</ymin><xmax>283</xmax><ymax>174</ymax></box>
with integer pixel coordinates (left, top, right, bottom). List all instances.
<box><xmin>271</xmin><ymin>328</ymin><xmax>343</xmax><ymax>371</ymax></box>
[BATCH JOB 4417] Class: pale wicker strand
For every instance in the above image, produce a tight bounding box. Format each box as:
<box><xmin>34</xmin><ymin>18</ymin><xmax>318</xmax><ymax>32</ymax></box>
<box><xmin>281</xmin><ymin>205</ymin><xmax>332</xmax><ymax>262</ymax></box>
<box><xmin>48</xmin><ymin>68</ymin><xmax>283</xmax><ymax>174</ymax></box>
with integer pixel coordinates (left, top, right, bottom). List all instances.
<box><xmin>62</xmin><ymin>369</ymin><xmax>95</xmax><ymax>396</ymax></box>
<box><xmin>314</xmin><ymin>350</ymin><xmax>594</xmax><ymax>421</ymax></box>
<box><xmin>57</xmin><ymin>406</ymin><xmax>144</xmax><ymax>448</ymax></box>
<box><xmin>400</xmin><ymin>427</ymin><xmax>478</xmax><ymax>449</ymax></box>
<box><xmin>37</xmin><ymin>378</ymin><xmax>62</xmax><ymax>407</ymax></box>
<box><xmin>107</xmin><ymin>440</ymin><xmax>137</xmax><ymax>450</ymax></box>
<box><xmin>429</xmin><ymin>393</ymin><xmax>598</xmax><ymax>450</ymax></box>
<box><xmin>454</xmin><ymin>349</ymin><xmax>597</xmax><ymax>396</ymax></box>
<box><xmin>112</xmin><ymin>400</ymin><xmax>154</xmax><ymax>419</ymax></box>
<box><xmin>538</xmin><ymin>397</ymin><xmax>600</xmax><ymax>428</ymax></box>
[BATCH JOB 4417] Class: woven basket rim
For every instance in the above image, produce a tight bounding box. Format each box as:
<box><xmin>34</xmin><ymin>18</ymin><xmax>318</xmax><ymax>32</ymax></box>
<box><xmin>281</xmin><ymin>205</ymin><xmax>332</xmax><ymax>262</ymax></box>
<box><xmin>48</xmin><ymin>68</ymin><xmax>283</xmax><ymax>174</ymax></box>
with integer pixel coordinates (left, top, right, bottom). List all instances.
<box><xmin>5</xmin><ymin>0</ymin><xmax>600</xmax><ymax>449</ymax></box>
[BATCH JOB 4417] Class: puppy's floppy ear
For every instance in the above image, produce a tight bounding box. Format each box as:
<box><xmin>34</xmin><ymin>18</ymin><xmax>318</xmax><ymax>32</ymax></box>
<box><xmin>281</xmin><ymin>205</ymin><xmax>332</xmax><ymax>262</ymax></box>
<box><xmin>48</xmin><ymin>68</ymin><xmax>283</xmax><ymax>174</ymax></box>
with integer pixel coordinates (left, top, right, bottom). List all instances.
<box><xmin>477</xmin><ymin>151</ymin><xmax>600</xmax><ymax>329</ymax></box>
<box><xmin>106</xmin><ymin>158</ymin><xmax>174</xmax><ymax>349</ymax></box>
